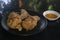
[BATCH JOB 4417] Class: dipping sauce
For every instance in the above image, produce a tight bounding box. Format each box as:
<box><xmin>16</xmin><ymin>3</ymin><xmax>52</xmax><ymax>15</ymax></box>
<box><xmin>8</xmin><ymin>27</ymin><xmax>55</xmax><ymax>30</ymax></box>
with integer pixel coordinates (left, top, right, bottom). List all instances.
<box><xmin>45</xmin><ymin>13</ymin><xmax>58</xmax><ymax>19</ymax></box>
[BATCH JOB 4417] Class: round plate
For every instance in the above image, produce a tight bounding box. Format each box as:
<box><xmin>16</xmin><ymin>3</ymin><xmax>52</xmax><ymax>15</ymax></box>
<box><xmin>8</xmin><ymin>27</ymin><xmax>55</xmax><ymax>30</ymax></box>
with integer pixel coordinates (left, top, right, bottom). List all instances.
<box><xmin>1</xmin><ymin>10</ymin><xmax>47</xmax><ymax>36</ymax></box>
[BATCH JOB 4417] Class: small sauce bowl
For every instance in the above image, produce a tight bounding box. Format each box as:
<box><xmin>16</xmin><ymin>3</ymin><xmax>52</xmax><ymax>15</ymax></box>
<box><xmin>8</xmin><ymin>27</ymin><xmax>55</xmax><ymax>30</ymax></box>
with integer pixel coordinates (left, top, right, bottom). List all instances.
<box><xmin>43</xmin><ymin>10</ymin><xmax>60</xmax><ymax>21</ymax></box>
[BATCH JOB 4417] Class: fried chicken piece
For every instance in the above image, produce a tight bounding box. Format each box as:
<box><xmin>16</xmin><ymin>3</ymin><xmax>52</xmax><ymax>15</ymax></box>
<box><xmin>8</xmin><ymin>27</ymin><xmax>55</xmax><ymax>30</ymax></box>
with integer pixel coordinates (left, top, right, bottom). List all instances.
<box><xmin>11</xmin><ymin>18</ymin><xmax>19</xmax><ymax>27</ymax></box>
<box><xmin>29</xmin><ymin>16</ymin><xmax>40</xmax><ymax>30</ymax></box>
<box><xmin>8</xmin><ymin>12</ymin><xmax>19</xmax><ymax>19</ymax></box>
<box><xmin>7</xmin><ymin>19</ymin><xmax>16</xmax><ymax>29</ymax></box>
<box><xmin>22</xmin><ymin>16</ymin><xmax>40</xmax><ymax>31</ymax></box>
<box><xmin>20</xmin><ymin>9</ymin><xmax>30</xmax><ymax>19</ymax></box>
<box><xmin>7</xmin><ymin>12</ymin><xmax>22</xmax><ymax>29</ymax></box>
<box><xmin>16</xmin><ymin>24</ymin><xmax>22</xmax><ymax>31</ymax></box>
<box><xmin>22</xmin><ymin>17</ymin><xmax>32</xmax><ymax>31</ymax></box>
<box><xmin>31</xmin><ymin>16</ymin><xmax>40</xmax><ymax>21</ymax></box>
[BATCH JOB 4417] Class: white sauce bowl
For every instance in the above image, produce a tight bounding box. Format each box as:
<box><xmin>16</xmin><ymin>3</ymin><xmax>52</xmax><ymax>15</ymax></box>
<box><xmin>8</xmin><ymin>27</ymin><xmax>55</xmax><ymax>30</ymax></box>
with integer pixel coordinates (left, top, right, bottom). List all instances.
<box><xmin>43</xmin><ymin>10</ymin><xmax>60</xmax><ymax>21</ymax></box>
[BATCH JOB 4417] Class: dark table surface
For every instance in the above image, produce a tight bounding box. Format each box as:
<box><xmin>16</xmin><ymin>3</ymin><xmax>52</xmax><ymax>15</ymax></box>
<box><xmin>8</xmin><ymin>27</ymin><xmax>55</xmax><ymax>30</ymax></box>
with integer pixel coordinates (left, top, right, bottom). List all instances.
<box><xmin>0</xmin><ymin>14</ymin><xmax>60</xmax><ymax>40</ymax></box>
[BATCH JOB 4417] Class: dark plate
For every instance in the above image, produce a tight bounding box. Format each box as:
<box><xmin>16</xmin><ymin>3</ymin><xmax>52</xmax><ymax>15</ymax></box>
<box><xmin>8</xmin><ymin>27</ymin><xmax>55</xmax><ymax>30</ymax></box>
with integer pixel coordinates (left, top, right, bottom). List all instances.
<box><xmin>1</xmin><ymin>9</ymin><xmax>47</xmax><ymax>36</ymax></box>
